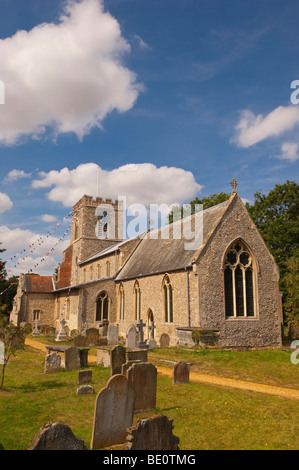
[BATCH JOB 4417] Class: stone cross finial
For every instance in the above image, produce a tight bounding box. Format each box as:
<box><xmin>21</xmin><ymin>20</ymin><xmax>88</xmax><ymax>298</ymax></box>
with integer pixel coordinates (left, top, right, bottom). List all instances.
<box><xmin>230</xmin><ymin>178</ymin><xmax>238</xmax><ymax>193</ymax></box>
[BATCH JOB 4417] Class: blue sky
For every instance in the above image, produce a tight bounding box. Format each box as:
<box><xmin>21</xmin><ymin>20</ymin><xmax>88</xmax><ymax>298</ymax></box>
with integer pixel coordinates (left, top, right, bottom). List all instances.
<box><xmin>0</xmin><ymin>0</ymin><xmax>298</xmax><ymax>276</ymax></box>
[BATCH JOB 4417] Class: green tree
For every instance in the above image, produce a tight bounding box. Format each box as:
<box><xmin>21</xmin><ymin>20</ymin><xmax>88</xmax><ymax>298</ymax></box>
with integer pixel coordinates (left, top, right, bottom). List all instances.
<box><xmin>168</xmin><ymin>192</ymin><xmax>231</xmax><ymax>224</ymax></box>
<box><xmin>283</xmin><ymin>250</ymin><xmax>299</xmax><ymax>328</ymax></box>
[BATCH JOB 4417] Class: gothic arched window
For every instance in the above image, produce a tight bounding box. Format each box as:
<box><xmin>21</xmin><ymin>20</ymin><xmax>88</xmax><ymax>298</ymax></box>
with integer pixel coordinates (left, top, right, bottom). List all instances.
<box><xmin>134</xmin><ymin>280</ymin><xmax>141</xmax><ymax>321</ymax></box>
<box><xmin>224</xmin><ymin>241</ymin><xmax>256</xmax><ymax>318</ymax></box>
<box><xmin>119</xmin><ymin>283</ymin><xmax>125</xmax><ymax>320</ymax></box>
<box><xmin>163</xmin><ymin>274</ymin><xmax>173</xmax><ymax>323</ymax></box>
<box><xmin>96</xmin><ymin>291</ymin><xmax>110</xmax><ymax>322</ymax></box>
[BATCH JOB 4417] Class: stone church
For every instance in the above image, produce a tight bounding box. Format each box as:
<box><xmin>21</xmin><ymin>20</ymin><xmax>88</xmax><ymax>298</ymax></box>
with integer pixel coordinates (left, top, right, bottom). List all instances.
<box><xmin>10</xmin><ymin>184</ymin><xmax>283</xmax><ymax>348</ymax></box>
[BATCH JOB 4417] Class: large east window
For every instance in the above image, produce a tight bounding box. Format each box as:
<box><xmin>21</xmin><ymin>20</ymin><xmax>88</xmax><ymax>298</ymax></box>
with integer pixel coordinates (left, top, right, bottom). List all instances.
<box><xmin>224</xmin><ymin>241</ymin><xmax>256</xmax><ymax>318</ymax></box>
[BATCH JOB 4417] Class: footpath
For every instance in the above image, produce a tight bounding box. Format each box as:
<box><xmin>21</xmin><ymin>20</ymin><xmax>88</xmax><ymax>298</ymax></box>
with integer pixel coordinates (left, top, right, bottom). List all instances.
<box><xmin>25</xmin><ymin>337</ymin><xmax>299</xmax><ymax>401</ymax></box>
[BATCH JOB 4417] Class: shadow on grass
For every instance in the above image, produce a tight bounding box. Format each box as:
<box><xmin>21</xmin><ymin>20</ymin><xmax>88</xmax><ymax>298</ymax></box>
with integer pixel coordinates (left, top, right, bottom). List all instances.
<box><xmin>13</xmin><ymin>380</ymin><xmax>68</xmax><ymax>393</ymax></box>
<box><xmin>0</xmin><ymin>443</ymin><xmax>5</xmax><ymax>450</ymax></box>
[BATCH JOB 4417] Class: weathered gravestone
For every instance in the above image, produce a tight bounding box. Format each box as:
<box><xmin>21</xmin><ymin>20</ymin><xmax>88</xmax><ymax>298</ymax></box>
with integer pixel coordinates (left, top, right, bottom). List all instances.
<box><xmin>121</xmin><ymin>360</ymin><xmax>142</xmax><ymax>376</ymax></box>
<box><xmin>107</xmin><ymin>325</ymin><xmax>119</xmax><ymax>345</ymax></box>
<box><xmin>126</xmin><ymin>362</ymin><xmax>157</xmax><ymax>412</ymax></box>
<box><xmin>44</xmin><ymin>353</ymin><xmax>61</xmax><ymax>374</ymax></box>
<box><xmin>74</xmin><ymin>335</ymin><xmax>86</xmax><ymax>347</ymax></box>
<box><xmin>65</xmin><ymin>347</ymin><xmax>81</xmax><ymax>371</ymax></box>
<box><xmin>125</xmin><ymin>415</ymin><xmax>180</xmax><ymax>450</ymax></box>
<box><xmin>85</xmin><ymin>328</ymin><xmax>100</xmax><ymax>346</ymax></box>
<box><xmin>27</xmin><ymin>421</ymin><xmax>87</xmax><ymax>450</ymax></box>
<box><xmin>78</xmin><ymin>369</ymin><xmax>92</xmax><ymax>385</ymax></box>
<box><xmin>159</xmin><ymin>333</ymin><xmax>170</xmax><ymax>348</ymax></box>
<box><xmin>97</xmin><ymin>347</ymin><xmax>111</xmax><ymax>367</ymax></box>
<box><xmin>55</xmin><ymin>319</ymin><xmax>68</xmax><ymax>342</ymax></box>
<box><xmin>45</xmin><ymin>327</ymin><xmax>56</xmax><ymax>337</ymax></box>
<box><xmin>76</xmin><ymin>385</ymin><xmax>95</xmax><ymax>396</ymax></box>
<box><xmin>173</xmin><ymin>360</ymin><xmax>190</xmax><ymax>384</ymax></box>
<box><xmin>126</xmin><ymin>324</ymin><xmax>137</xmax><ymax>349</ymax></box>
<box><xmin>127</xmin><ymin>349</ymin><xmax>147</xmax><ymax>363</ymax></box>
<box><xmin>90</xmin><ymin>374</ymin><xmax>135</xmax><ymax>450</ymax></box>
<box><xmin>110</xmin><ymin>345</ymin><xmax>126</xmax><ymax>376</ymax></box>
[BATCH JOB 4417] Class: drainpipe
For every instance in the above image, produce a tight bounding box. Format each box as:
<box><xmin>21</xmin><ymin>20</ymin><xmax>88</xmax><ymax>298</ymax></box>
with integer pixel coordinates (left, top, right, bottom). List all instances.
<box><xmin>186</xmin><ymin>268</ymin><xmax>190</xmax><ymax>327</ymax></box>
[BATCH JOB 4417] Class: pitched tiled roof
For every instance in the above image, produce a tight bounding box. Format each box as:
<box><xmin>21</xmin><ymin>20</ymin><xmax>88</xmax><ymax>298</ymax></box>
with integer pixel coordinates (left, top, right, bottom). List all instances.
<box><xmin>116</xmin><ymin>196</ymin><xmax>233</xmax><ymax>281</ymax></box>
<box><xmin>24</xmin><ymin>275</ymin><xmax>54</xmax><ymax>293</ymax></box>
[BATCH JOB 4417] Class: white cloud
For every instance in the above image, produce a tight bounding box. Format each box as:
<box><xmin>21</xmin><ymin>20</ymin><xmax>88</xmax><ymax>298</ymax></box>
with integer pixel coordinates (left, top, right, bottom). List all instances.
<box><xmin>232</xmin><ymin>105</ymin><xmax>299</xmax><ymax>148</ymax></box>
<box><xmin>4</xmin><ymin>169</ymin><xmax>32</xmax><ymax>182</ymax></box>
<box><xmin>277</xmin><ymin>142</ymin><xmax>299</xmax><ymax>162</ymax></box>
<box><xmin>0</xmin><ymin>225</ymin><xmax>69</xmax><ymax>276</ymax></box>
<box><xmin>32</xmin><ymin>162</ymin><xmax>203</xmax><ymax>207</ymax></box>
<box><xmin>41</xmin><ymin>214</ymin><xmax>57</xmax><ymax>223</ymax></box>
<box><xmin>0</xmin><ymin>192</ymin><xmax>13</xmax><ymax>212</ymax></box>
<box><xmin>0</xmin><ymin>0</ymin><xmax>141</xmax><ymax>145</ymax></box>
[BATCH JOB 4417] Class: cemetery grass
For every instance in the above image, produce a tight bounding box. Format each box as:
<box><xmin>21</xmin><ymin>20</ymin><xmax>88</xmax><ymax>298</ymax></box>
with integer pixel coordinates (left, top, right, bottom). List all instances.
<box><xmin>0</xmin><ymin>346</ymin><xmax>299</xmax><ymax>450</ymax></box>
<box><xmin>148</xmin><ymin>347</ymin><xmax>299</xmax><ymax>390</ymax></box>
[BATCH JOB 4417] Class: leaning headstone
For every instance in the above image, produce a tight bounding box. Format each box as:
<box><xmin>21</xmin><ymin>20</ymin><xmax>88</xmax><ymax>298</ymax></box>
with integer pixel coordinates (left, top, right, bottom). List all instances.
<box><xmin>85</xmin><ymin>328</ymin><xmax>100</xmax><ymax>346</ymax></box>
<box><xmin>126</xmin><ymin>325</ymin><xmax>137</xmax><ymax>349</ymax></box>
<box><xmin>78</xmin><ymin>369</ymin><xmax>92</xmax><ymax>385</ymax></box>
<box><xmin>107</xmin><ymin>325</ymin><xmax>119</xmax><ymax>345</ymax></box>
<box><xmin>27</xmin><ymin>421</ymin><xmax>87</xmax><ymax>450</ymax></box>
<box><xmin>65</xmin><ymin>347</ymin><xmax>81</xmax><ymax>371</ymax></box>
<box><xmin>159</xmin><ymin>333</ymin><xmax>170</xmax><ymax>348</ymax></box>
<box><xmin>90</xmin><ymin>374</ymin><xmax>135</xmax><ymax>450</ymax></box>
<box><xmin>125</xmin><ymin>415</ymin><xmax>180</xmax><ymax>450</ymax></box>
<box><xmin>74</xmin><ymin>335</ymin><xmax>86</xmax><ymax>347</ymax></box>
<box><xmin>173</xmin><ymin>361</ymin><xmax>190</xmax><ymax>384</ymax></box>
<box><xmin>44</xmin><ymin>353</ymin><xmax>61</xmax><ymax>374</ymax></box>
<box><xmin>76</xmin><ymin>385</ymin><xmax>95</xmax><ymax>396</ymax></box>
<box><xmin>110</xmin><ymin>345</ymin><xmax>126</xmax><ymax>376</ymax></box>
<box><xmin>126</xmin><ymin>362</ymin><xmax>157</xmax><ymax>412</ymax></box>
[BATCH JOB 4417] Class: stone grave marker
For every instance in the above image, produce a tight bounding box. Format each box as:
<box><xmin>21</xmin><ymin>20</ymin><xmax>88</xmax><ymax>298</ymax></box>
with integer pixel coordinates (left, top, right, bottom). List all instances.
<box><xmin>74</xmin><ymin>335</ymin><xmax>86</xmax><ymax>347</ymax></box>
<box><xmin>90</xmin><ymin>374</ymin><xmax>135</xmax><ymax>450</ymax></box>
<box><xmin>85</xmin><ymin>328</ymin><xmax>100</xmax><ymax>346</ymax></box>
<box><xmin>173</xmin><ymin>360</ymin><xmax>190</xmax><ymax>384</ymax></box>
<box><xmin>159</xmin><ymin>333</ymin><xmax>170</xmax><ymax>348</ymax></box>
<box><xmin>27</xmin><ymin>422</ymin><xmax>86</xmax><ymax>450</ymax></box>
<box><xmin>65</xmin><ymin>347</ymin><xmax>81</xmax><ymax>371</ymax></box>
<box><xmin>136</xmin><ymin>319</ymin><xmax>148</xmax><ymax>349</ymax></box>
<box><xmin>126</xmin><ymin>324</ymin><xmax>137</xmax><ymax>349</ymax></box>
<box><xmin>125</xmin><ymin>415</ymin><xmax>180</xmax><ymax>450</ymax></box>
<box><xmin>45</xmin><ymin>327</ymin><xmax>56</xmax><ymax>337</ymax></box>
<box><xmin>110</xmin><ymin>345</ymin><xmax>126</xmax><ymax>375</ymax></box>
<box><xmin>76</xmin><ymin>385</ymin><xmax>95</xmax><ymax>396</ymax></box>
<box><xmin>44</xmin><ymin>352</ymin><xmax>61</xmax><ymax>374</ymax></box>
<box><xmin>78</xmin><ymin>369</ymin><xmax>92</xmax><ymax>385</ymax></box>
<box><xmin>126</xmin><ymin>362</ymin><xmax>157</xmax><ymax>412</ymax></box>
<box><xmin>107</xmin><ymin>325</ymin><xmax>119</xmax><ymax>345</ymax></box>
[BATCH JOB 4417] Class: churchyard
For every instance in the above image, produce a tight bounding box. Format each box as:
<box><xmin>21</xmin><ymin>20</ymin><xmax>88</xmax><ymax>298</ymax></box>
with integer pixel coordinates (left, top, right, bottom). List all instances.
<box><xmin>0</xmin><ymin>335</ymin><xmax>298</xmax><ymax>450</ymax></box>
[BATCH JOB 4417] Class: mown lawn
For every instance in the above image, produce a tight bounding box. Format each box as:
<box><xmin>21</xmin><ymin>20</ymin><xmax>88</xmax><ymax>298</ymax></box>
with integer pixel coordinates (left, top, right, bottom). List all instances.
<box><xmin>0</xmin><ymin>345</ymin><xmax>298</xmax><ymax>450</ymax></box>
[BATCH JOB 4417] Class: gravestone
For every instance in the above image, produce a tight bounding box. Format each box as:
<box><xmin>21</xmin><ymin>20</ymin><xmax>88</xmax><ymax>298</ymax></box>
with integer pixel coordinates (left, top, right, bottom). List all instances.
<box><xmin>55</xmin><ymin>319</ymin><xmax>68</xmax><ymax>342</ymax></box>
<box><xmin>159</xmin><ymin>333</ymin><xmax>170</xmax><ymax>348</ymax></box>
<box><xmin>74</xmin><ymin>335</ymin><xmax>86</xmax><ymax>347</ymax></box>
<box><xmin>125</xmin><ymin>415</ymin><xmax>180</xmax><ymax>450</ymax></box>
<box><xmin>65</xmin><ymin>347</ymin><xmax>81</xmax><ymax>371</ymax></box>
<box><xmin>97</xmin><ymin>347</ymin><xmax>111</xmax><ymax>367</ymax></box>
<box><xmin>126</xmin><ymin>325</ymin><xmax>137</xmax><ymax>349</ymax></box>
<box><xmin>76</xmin><ymin>385</ymin><xmax>95</xmax><ymax>396</ymax></box>
<box><xmin>126</xmin><ymin>362</ymin><xmax>157</xmax><ymax>412</ymax></box>
<box><xmin>173</xmin><ymin>361</ymin><xmax>190</xmax><ymax>384</ymax></box>
<box><xmin>79</xmin><ymin>348</ymin><xmax>89</xmax><ymax>367</ymax></box>
<box><xmin>44</xmin><ymin>353</ymin><xmax>61</xmax><ymax>374</ymax></box>
<box><xmin>78</xmin><ymin>369</ymin><xmax>92</xmax><ymax>385</ymax></box>
<box><xmin>85</xmin><ymin>328</ymin><xmax>100</xmax><ymax>346</ymax></box>
<box><xmin>110</xmin><ymin>345</ymin><xmax>126</xmax><ymax>376</ymax></box>
<box><xmin>127</xmin><ymin>349</ymin><xmax>147</xmax><ymax>363</ymax></box>
<box><xmin>121</xmin><ymin>360</ymin><xmax>142</xmax><ymax>376</ymax></box>
<box><xmin>45</xmin><ymin>327</ymin><xmax>56</xmax><ymax>337</ymax></box>
<box><xmin>99</xmin><ymin>319</ymin><xmax>109</xmax><ymax>337</ymax></box>
<box><xmin>27</xmin><ymin>422</ymin><xmax>86</xmax><ymax>450</ymax></box>
<box><xmin>90</xmin><ymin>374</ymin><xmax>135</xmax><ymax>450</ymax></box>
<box><xmin>32</xmin><ymin>320</ymin><xmax>40</xmax><ymax>336</ymax></box>
<box><xmin>107</xmin><ymin>325</ymin><xmax>119</xmax><ymax>345</ymax></box>
<box><xmin>136</xmin><ymin>319</ymin><xmax>148</xmax><ymax>349</ymax></box>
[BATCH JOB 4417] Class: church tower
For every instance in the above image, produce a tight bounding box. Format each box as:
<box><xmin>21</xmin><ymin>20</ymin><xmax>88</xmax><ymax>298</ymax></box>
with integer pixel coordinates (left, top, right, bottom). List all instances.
<box><xmin>56</xmin><ymin>195</ymin><xmax>123</xmax><ymax>288</ymax></box>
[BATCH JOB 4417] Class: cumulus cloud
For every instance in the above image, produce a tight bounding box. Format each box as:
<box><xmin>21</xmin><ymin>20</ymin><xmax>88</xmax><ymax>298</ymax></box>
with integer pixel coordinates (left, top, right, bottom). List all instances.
<box><xmin>41</xmin><ymin>214</ymin><xmax>57</xmax><ymax>223</ymax></box>
<box><xmin>32</xmin><ymin>162</ymin><xmax>203</xmax><ymax>207</ymax></box>
<box><xmin>4</xmin><ymin>169</ymin><xmax>32</xmax><ymax>182</ymax></box>
<box><xmin>0</xmin><ymin>0</ymin><xmax>141</xmax><ymax>145</ymax></box>
<box><xmin>232</xmin><ymin>106</ymin><xmax>299</xmax><ymax>148</ymax></box>
<box><xmin>277</xmin><ymin>142</ymin><xmax>299</xmax><ymax>162</ymax></box>
<box><xmin>0</xmin><ymin>192</ymin><xmax>13</xmax><ymax>212</ymax></box>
